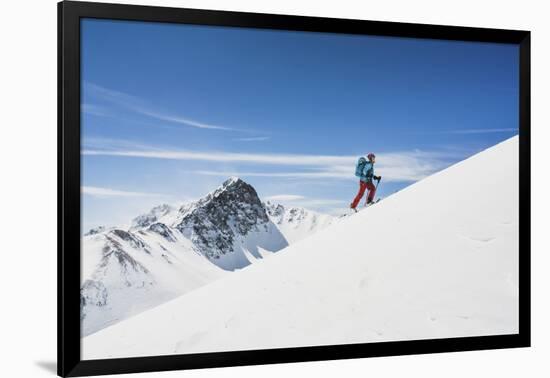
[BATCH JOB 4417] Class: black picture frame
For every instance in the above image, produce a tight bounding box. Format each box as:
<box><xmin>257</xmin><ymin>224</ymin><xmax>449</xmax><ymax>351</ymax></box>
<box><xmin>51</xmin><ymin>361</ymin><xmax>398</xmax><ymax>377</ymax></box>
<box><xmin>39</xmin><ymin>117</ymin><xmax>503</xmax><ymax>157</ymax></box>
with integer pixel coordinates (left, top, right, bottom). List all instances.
<box><xmin>58</xmin><ymin>1</ymin><xmax>531</xmax><ymax>376</ymax></box>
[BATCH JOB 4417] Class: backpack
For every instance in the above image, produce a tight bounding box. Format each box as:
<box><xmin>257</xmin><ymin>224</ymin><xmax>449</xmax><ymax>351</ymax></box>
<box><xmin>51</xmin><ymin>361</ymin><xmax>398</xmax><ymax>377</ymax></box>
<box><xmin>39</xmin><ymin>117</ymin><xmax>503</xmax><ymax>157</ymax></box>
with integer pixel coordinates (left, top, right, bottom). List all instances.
<box><xmin>355</xmin><ymin>157</ymin><xmax>367</xmax><ymax>178</ymax></box>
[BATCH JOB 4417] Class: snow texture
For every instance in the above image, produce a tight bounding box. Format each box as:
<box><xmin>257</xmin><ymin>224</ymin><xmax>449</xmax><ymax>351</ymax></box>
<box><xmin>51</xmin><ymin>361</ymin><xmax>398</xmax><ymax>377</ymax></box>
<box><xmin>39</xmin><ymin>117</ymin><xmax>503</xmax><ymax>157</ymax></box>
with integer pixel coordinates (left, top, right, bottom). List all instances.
<box><xmin>82</xmin><ymin>136</ymin><xmax>519</xmax><ymax>359</ymax></box>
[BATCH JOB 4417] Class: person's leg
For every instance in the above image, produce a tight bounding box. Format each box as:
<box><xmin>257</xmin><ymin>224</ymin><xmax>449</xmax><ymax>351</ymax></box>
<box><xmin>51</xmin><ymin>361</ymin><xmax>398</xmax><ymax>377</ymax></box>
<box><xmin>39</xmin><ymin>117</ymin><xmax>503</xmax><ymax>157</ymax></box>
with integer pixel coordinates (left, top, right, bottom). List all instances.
<box><xmin>351</xmin><ymin>181</ymin><xmax>367</xmax><ymax>209</ymax></box>
<box><xmin>366</xmin><ymin>182</ymin><xmax>376</xmax><ymax>203</ymax></box>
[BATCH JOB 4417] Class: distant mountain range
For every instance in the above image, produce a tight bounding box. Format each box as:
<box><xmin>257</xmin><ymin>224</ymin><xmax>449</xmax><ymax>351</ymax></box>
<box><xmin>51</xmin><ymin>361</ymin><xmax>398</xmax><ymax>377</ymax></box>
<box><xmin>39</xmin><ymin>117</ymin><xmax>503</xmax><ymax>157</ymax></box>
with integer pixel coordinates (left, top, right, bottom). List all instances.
<box><xmin>81</xmin><ymin>177</ymin><xmax>335</xmax><ymax>336</ymax></box>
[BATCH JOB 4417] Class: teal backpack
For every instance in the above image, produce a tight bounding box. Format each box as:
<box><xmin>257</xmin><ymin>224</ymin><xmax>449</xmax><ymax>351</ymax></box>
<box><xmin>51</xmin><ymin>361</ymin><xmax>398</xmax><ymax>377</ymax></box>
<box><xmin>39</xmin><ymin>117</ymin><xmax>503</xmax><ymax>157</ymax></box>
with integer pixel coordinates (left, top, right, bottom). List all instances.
<box><xmin>355</xmin><ymin>157</ymin><xmax>367</xmax><ymax>178</ymax></box>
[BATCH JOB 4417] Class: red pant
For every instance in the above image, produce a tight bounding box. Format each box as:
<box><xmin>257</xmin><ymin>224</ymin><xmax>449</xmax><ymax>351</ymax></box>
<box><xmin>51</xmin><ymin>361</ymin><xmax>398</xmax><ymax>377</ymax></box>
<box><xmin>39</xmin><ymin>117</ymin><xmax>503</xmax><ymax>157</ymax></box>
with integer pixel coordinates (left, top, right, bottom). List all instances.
<box><xmin>351</xmin><ymin>181</ymin><xmax>376</xmax><ymax>209</ymax></box>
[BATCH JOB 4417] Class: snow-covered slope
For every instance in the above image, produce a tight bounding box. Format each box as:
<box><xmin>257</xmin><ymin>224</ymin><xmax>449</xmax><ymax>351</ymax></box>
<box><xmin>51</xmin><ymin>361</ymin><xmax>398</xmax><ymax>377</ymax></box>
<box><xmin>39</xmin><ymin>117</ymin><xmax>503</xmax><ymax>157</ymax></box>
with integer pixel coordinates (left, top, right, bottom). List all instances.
<box><xmin>81</xmin><ymin>177</ymin><xmax>335</xmax><ymax>336</ymax></box>
<box><xmin>82</xmin><ymin>136</ymin><xmax>519</xmax><ymax>359</ymax></box>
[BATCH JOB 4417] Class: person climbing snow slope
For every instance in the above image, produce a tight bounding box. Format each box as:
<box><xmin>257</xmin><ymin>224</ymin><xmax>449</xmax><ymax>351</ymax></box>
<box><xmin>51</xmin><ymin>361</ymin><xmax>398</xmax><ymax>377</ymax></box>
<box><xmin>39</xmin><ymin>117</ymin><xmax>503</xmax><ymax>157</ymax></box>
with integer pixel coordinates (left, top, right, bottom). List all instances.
<box><xmin>350</xmin><ymin>152</ymin><xmax>381</xmax><ymax>211</ymax></box>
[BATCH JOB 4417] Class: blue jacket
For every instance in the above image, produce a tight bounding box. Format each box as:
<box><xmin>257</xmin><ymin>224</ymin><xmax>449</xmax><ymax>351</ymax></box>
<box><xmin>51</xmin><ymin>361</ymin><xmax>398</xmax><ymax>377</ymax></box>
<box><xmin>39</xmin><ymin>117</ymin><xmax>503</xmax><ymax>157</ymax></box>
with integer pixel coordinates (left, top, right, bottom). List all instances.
<box><xmin>360</xmin><ymin>162</ymin><xmax>375</xmax><ymax>183</ymax></box>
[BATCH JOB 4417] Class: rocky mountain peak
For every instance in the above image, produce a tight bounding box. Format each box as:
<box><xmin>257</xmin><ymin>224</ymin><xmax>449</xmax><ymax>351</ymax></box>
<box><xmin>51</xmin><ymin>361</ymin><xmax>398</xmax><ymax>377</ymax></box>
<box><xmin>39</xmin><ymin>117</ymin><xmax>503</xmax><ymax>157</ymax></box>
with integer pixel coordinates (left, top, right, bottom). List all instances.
<box><xmin>211</xmin><ymin>176</ymin><xmax>252</xmax><ymax>198</ymax></box>
<box><xmin>175</xmin><ymin>177</ymin><xmax>269</xmax><ymax>260</ymax></box>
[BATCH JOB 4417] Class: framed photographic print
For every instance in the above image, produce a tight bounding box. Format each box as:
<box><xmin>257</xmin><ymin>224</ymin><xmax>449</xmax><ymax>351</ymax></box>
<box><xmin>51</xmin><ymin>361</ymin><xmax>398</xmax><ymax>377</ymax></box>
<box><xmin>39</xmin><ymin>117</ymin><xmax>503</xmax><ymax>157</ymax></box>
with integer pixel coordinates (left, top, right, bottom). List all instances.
<box><xmin>58</xmin><ymin>1</ymin><xmax>530</xmax><ymax>376</ymax></box>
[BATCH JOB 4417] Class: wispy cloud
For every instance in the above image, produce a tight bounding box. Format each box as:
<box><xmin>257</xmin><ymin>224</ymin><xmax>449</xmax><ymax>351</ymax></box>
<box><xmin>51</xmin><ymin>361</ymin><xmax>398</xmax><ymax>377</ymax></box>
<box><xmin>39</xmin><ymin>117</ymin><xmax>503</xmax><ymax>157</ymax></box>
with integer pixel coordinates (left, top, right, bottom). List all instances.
<box><xmin>446</xmin><ymin>128</ymin><xmax>518</xmax><ymax>135</ymax></box>
<box><xmin>192</xmin><ymin>154</ymin><xmax>448</xmax><ymax>182</ymax></box>
<box><xmin>195</xmin><ymin>170</ymin><xmax>354</xmax><ymax>180</ymax></box>
<box><xmin>83</xmin><ymin>139</ymin><xmax>454</xmax><ymax>183</ymax></box>
<box><xmin>193</xmin><ymin>169</ymin><xmax>428</xmax><ymax>183</ymax></box>
<box><xmin>83</xmin><ymin>147</ymin><xmax>354</xmax><ymax>166</ymax></box>
<box><xmin>136</xmin><ymin>109</ymin><xmax>235</xmax><ymax>130</ymax></box>
<box><xmin>233</xmin><ymin>136</ymin><xmax>271</xmax><ymax>142</ymax></box>
<box><xmin>82</xmin><ymin>186</ymin><xmax>162</xmax><ymax>198</ymax></box>
<box><xmin>85</xmin><ymin>82</ymin><xmax>236</xmax><ymax>131</ymax></box>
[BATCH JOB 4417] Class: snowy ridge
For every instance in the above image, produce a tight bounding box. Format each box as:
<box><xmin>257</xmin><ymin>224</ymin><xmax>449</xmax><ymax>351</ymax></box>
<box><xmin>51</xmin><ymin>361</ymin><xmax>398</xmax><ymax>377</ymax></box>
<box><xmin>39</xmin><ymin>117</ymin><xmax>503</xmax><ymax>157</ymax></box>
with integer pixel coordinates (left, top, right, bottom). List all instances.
<box><xmin>264</xmin><ymin>201</ymin><xmax>335</xmax><ymax>244</ymax></box>
<box><xmin>82</xmin><ymin>136</ymin><xmax>519</xmax><ymax>359</ymax></box>
<box><xmin>81</xmin><ymin>177</ymin><xmax>335</xmax><ymax>336</ymax></box>
<box><xmin>129</xmin><ymin>204</ymin><xmax>176</xmax><ymax>230</ymax></box>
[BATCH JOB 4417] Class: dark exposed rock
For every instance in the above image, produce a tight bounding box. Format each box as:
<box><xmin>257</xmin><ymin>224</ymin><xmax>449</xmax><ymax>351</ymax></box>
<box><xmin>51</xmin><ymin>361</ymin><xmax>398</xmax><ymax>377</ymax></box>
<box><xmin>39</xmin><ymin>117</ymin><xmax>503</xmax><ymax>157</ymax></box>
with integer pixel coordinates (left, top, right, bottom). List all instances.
<box><xmin>81</xmin><ymin>279</ymin><xmax>108</xmax><ymax>307</ymax></box>
<box><xmin>161</xmin><ymin>254</ymin><xmax>173</xmax><ymax>264</ymax></box>
<box><xmin>264</xmin><ymin>201</ymin><xmax>285</xmax><ymax>224</ymax></box>
<box><xmin>109</xmin><ymin>229</ymin><xmax>151</xmax><ymax>254</ymax></box>
<box><xmin>100</xmin><ymin>238</ymin><xmax>151</xmax><ymax>279</ymax></box>
<box><xmin>85</xmin><ymin>226</ymin><xmax>106</xmax><ymax>236</ymax></box>
<box><xmin>148</xmin><ymin>222</ymin><xmax>176</xmax><ymax>242</ymax></box>
<box><xmin>175</xmin><ymin>177</ymin><xmax>269</xmax><ymax>259</ymax></box>
<box><xmin>264</xmin><ymin>201</ymin><xmax>309</xmax><ymax>225</ymax></box>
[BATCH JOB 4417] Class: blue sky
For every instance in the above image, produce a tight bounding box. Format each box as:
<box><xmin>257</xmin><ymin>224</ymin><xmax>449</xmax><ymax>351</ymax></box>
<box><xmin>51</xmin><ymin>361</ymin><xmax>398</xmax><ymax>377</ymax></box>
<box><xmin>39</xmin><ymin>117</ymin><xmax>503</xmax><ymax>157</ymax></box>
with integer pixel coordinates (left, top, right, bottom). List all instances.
<box><xmin>81</xmin><ymin>18</ymin><xmax>519</xmax><ymax>231</ymax></box>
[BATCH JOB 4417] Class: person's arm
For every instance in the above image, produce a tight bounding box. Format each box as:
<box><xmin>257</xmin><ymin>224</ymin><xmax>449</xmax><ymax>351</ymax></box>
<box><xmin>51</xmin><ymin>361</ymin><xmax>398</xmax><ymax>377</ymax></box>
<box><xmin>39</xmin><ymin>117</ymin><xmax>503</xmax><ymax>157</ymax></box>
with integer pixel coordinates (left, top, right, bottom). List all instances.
<box><xmin>363</xmin><ymin>162</ymin><xmax>374</xmax><ymax>180</ymax></box>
